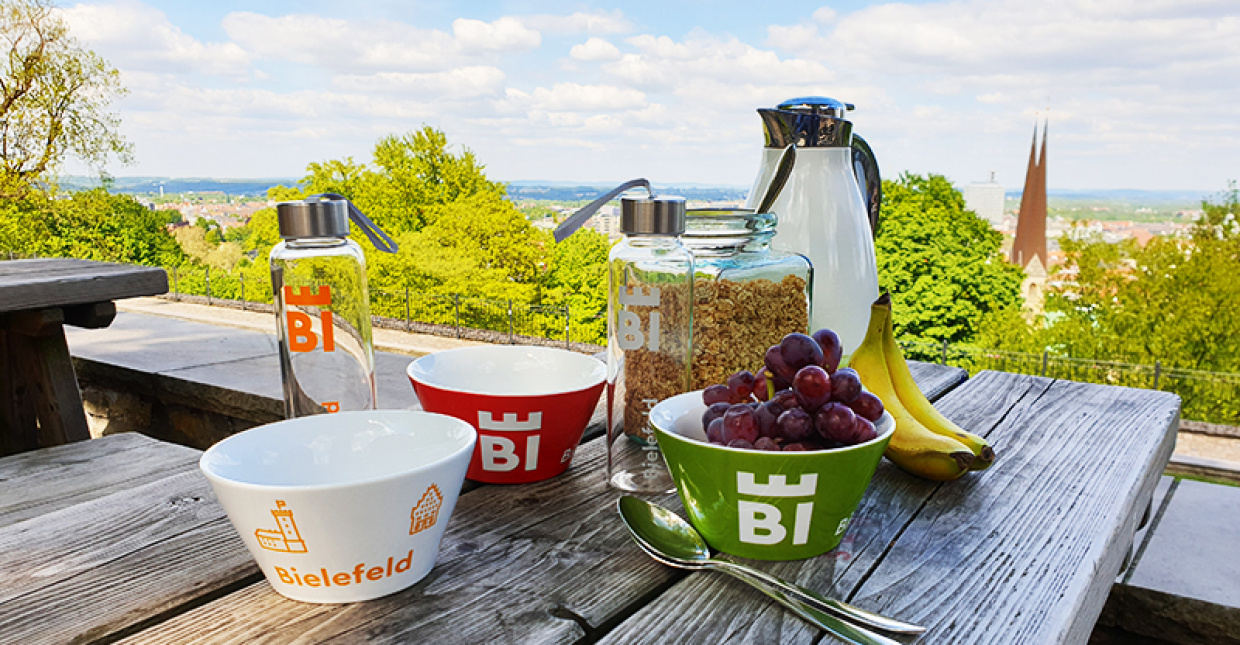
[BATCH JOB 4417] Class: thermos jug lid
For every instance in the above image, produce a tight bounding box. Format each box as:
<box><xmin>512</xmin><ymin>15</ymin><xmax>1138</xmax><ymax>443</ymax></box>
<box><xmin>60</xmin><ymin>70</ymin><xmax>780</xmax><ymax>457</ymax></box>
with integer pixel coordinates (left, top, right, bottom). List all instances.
<box><xmin>276</xmin><ymin>199</ymin><xmax>350</xmax><ymax>239</ymax></box>
<box><xmin>621</xmin><ymin>195</ymin><xmax>686</xmax><ymax>235</ymax></box>
<box><xmin>759</xmin><ymin>96</ymin><xmax>855</xmax><ymax>148</ymax></box>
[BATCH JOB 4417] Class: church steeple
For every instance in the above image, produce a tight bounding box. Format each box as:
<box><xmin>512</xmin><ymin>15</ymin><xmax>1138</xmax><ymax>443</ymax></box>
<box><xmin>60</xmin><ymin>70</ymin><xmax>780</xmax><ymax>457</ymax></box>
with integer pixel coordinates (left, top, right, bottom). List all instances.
<box><xmin>1010</xmin><ymin>122</ymin><xmax>1048</xmax><ymax>270</ymax></box>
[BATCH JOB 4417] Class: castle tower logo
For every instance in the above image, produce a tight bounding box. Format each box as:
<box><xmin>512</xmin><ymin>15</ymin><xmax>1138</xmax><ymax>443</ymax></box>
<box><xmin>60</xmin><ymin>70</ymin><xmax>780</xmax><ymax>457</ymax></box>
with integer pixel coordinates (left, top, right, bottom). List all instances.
<box><xmin>477</xmin><ymin>411</ymin><xmax>542</xmax><ymax>432</ymax></box>
<box><xmin>410</xmin><ymin>484</ymin><xmax>444</xmax><ymax>535</ymax></box>
<box><xmin>255</xmin><ymin>500</ymin><xmax>308</xmax><ymax>553</ymax></box>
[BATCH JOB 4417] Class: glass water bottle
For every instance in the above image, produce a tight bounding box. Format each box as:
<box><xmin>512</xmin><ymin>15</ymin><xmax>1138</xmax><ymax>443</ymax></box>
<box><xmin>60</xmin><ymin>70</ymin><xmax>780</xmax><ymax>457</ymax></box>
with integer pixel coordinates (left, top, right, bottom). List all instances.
<box><xmin>270</xmin><ymin>194</ymin><xmax>397</xmax><ymax>418</ymax></box>
<box><xmin>606</xmin><ymin>195</ymin><xmax>693</xmax><ymax>493</ymax></box>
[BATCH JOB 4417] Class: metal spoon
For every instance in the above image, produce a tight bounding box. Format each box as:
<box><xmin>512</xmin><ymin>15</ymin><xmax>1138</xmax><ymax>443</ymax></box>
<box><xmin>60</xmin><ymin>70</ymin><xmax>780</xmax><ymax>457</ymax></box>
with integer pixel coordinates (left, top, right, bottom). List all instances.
<box><xmin>755</xmin><ymin>143</ymin><xmax>796</xmax><ymax>214</ymax></box>
<box><xmin>617</xmin><ymin>496</ymin><xmax>925</xmax><ymax>636</ymax></box>
<box><xmin>628</xmin><ymin>533</ymin><xmax>903</xmax><ymax>645</ymax></box>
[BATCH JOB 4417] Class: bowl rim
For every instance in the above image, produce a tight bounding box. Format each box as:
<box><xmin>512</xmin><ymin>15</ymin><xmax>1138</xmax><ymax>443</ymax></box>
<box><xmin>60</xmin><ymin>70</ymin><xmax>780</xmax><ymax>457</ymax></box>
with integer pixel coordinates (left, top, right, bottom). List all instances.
<box><xmin>650</xmin><ymin>390</ymin><xmax>894</xmax><ymax>456</ymax></box>
<box><xmin>406</xmin><ymin>345</ymin><xmax>606</xmax><ymax>398</ymax></box>
<box><xmin>199</xmin><ymin>410</ymin><xmax>478</xmax><ymax>492</ymax></box>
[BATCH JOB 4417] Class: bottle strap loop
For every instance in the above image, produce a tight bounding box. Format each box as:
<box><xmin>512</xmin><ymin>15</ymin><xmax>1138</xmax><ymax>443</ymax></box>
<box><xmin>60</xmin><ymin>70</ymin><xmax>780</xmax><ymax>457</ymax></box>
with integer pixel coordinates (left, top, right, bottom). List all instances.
<box><xmin>307</xmin><ymin>193</ymin><xmax>399</xmax><ymax>253</ymax></box>
<box><xmin>553</xmin><ymin>179</ymin><xmax>652</xmax><ymax>243</ymax></box>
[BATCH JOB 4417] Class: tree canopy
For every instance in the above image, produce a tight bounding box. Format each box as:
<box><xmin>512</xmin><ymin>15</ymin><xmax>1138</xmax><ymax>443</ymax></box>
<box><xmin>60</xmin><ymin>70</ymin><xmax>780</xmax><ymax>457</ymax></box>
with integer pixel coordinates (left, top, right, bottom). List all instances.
<box><xmin>875</xmin><ymin>173</ymin><xmax>1024</xmax><ymax>343</ymax></box>
<box><xmin>1</xmin><ymin>0</ymin><xmax>130</xmax><ymax>197</ymax></box>
<box><xmin>0</xmin><ymin>188</ymin><xmax>183</xmax><ymax>265</ymax></box>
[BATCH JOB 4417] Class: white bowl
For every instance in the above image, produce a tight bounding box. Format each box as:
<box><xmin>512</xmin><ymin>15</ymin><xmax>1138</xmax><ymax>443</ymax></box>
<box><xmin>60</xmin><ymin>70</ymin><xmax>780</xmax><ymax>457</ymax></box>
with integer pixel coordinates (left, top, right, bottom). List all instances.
<box><xmin>200</xmin><ymin>410</ymin><xmax>476</xmax><ymax>603</ymax></box>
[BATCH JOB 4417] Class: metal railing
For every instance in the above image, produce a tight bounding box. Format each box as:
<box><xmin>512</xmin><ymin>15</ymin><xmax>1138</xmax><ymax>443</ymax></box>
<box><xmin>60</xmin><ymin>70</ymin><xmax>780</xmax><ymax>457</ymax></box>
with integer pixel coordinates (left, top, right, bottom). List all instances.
<box><xmin>163</xmin><ymin>265</ymin><xmax>607</xmax><ymax>350</ymax></box>
<box><xmin>900</xmin><ymin>340</ymin><xmax>1240</xmax><ymax>426</ymax></box>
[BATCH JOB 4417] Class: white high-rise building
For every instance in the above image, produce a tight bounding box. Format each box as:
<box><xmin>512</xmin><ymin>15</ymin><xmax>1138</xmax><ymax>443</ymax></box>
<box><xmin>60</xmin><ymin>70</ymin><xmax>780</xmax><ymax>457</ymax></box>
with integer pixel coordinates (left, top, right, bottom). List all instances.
<box><xmin>962</xmin><ymin>172</ymin><xmax>1005</xmax><ymax>226</ymax></box>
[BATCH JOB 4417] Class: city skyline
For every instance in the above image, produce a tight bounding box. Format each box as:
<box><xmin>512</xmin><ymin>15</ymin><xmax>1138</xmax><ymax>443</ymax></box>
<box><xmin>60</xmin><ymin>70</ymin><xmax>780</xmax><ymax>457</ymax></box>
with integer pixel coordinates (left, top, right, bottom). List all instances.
<box><xmin>54</xmin><ymin>0</ymin><xmax>1240</xmax><ymax>192</ymax></box>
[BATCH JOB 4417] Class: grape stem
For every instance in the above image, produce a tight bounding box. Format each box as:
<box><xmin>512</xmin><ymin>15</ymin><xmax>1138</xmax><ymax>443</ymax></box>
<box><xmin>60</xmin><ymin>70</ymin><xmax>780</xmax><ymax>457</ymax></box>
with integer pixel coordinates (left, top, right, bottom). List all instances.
<box><xmin>764</xmin><ymin>369</ymin><xmax>776</xmax><ymax>401</ymax></box>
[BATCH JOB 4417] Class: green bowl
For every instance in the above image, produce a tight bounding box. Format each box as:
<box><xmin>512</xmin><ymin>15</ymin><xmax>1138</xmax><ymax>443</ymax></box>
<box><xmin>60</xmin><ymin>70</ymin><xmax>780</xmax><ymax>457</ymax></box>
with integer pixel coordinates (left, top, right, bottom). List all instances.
<box><xmin>650</xmin><ymin>391</ymin><xmax>894</xmax><ymax>560</ymax></box>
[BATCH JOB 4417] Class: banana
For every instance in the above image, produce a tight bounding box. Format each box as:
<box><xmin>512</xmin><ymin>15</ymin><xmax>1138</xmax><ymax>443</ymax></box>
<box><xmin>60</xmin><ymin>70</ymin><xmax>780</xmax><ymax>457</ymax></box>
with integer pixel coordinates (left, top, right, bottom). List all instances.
<box><xmin>877</xmin><ymin>297</ymin><xmax>996</xmax><ymax>470</ymax></box>
<box><xmin>849</xmin><ymin>296</ymin><xmax>975</xmax><ymax>481</ymax></box>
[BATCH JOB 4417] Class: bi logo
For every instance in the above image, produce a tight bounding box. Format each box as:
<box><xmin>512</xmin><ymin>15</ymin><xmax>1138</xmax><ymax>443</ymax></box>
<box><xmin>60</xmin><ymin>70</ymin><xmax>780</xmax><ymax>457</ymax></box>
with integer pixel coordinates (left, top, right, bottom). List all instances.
<box><xmin>284</xmin><ymin>286</ymin><xmax>335</xmax><ymax>353</ymax></box>
<box><xmin>283</xmin><ymin>286</ymin><xmax>340</xmax><ymax>412</ymax></box>
<box><xmin>615</xmin><ymin>286</ymin><xmax>660</xmax><ymax>351</ymax></box>
<box><xmin>735</xmin><ymin>472</ymin><xmax>837</xmax><ymax>546</ymax></box>
<box><xmin>476</xmin><ymin>411</ymin><xmax>569</xmax><ymax>472</ymax></box>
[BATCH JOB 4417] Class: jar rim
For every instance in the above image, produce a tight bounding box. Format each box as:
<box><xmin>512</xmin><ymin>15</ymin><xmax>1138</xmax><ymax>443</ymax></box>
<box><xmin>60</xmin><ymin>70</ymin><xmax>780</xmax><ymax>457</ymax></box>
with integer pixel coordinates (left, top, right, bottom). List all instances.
<box><xmin>683</xmin><ymin>209</ymin><xmax>776</xmax><ymax>241</ymax></box>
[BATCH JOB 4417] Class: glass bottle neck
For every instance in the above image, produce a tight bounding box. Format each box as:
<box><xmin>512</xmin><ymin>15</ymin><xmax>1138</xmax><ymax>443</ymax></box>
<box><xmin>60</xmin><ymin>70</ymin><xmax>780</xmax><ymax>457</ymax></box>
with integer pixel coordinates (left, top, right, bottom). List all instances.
<box><xmin>623</xmin><ymin>235</ymin><xmax>684</xmax><ymax>248</ymax></box>
<box><xmin>285</xmin><ymin>237</ymin><xmax>348</xmax><ymax>248</ymax></box>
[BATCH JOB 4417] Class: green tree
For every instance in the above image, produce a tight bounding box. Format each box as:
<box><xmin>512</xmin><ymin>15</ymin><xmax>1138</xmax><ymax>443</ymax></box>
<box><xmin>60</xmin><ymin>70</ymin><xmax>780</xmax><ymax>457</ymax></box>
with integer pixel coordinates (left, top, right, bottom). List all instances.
<box><xmin>977</xmin><ymin>183</ymin><xmax>1240</xmax><ymax>423</ymax></box>
<box><xmin>36</xmin><ymin>189</ymin><xmax>183</xmax><ymax>265</ymax></box>
<box><xmin>1</xmin><ymin>0</ymin><xmax>130</xmax><ymax>197</ymax></box>
<box><xmin>358</xmin><ymin>127</ymin><xmax>505</xmax><ymax>234</ymax></box>
<box><xmin>541</xmin><ymin>227</ymin><xmax>610</xmax><ymax>344</ymax></box>
<box><xmin>876</xmin><ymin>173</ymin><xmax>1024</xmax><ymax>343</ymax></box>
<box><xmin>1038</xmin><ymin>189</ymin><xmax>1240</xmax><ymax>373</ymax></box>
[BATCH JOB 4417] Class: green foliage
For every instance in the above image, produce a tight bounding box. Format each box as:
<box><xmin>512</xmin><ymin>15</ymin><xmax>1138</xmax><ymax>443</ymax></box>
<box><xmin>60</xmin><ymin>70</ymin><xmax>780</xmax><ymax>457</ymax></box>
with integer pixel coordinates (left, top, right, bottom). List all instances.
<box><xmin>876</xmin><ymin>173</ymin><xmax>1024</xmax><ymax>343</ymax></box>
<box><xmin>0</xmin><ymin>189</ymin><xmax>183</xmax><ymax>265</ymax></box>
<box><xmin>540</xmin><ymin>227</ymin><xmax>610</xmax><ymax>343</ymax></box>
<box><xmin>1</xmin><ymin>0</ymin><xmax>130</xmax><ymax>196</ymax></box>
<box><xmin>978</xmin><ymin>182</ymin><xmax>1240</xmax><ymax>423</ymax></box>
<box><xmin>366</xmin><ymin>127</ymin><xmax>505</xmax><ymax>232</ymax></box>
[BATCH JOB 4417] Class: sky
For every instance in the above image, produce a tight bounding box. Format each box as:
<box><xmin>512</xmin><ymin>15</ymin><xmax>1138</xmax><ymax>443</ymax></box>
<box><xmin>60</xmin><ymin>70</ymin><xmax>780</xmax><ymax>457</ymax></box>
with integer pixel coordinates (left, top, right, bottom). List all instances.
<box><xmin>54</xmin><ymin>0</ymin><xmax>1240</xmax><ymax>193</ymax></box>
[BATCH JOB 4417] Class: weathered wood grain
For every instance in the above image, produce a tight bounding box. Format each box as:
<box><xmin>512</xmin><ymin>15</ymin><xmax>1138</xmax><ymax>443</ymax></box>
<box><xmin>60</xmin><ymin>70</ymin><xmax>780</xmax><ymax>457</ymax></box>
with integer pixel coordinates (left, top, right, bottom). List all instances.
<box><xmin>0</xmin><ymin>259</ymin><xmax>167</xmax><ymax>313</ymax></box>
<box><xmin>120</xmin><ymin>437</ymin><xmax>684</xmax><ymax>645</ymax></box>
<box><xmin>907</xmin><ymin>361</ymin><xmax>969</xmax><ymax>402</ymax></box>
<box><xmin>0</xmin><ymin>469</ymin><xmax>258</xmax><ymax>645</ymax></box>
<box><xmin>846</xmin><ymin>372</ymin><xmax>1179</xmax><ymax>645</ymax></box>
<box><xmin>0</xmin><ymin>432</ymin><xmax>201</xmax><ymax>527</ymax></box>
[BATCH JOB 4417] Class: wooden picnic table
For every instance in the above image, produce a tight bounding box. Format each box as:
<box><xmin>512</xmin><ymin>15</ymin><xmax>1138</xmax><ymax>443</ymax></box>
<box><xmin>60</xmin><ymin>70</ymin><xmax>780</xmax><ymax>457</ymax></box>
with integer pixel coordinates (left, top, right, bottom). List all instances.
<box><xmin>0</xmin><ymin>363</ymin><xmax>1179</xmax><ymax>644</ymax></box>
<box><xmin>0</xmin><ymin>259</ymin><xmax>167</xmax><ymax>456</ymax></box>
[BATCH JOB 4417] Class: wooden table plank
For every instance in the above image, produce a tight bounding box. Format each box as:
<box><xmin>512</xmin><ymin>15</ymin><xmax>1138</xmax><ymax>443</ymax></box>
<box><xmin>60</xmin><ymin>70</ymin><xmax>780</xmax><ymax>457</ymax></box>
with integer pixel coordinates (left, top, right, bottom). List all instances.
<box><xmin>908</xmin><ymin>361</ymin><xmax>968</xmax><ymax>401</ymax></box>
<box><xmin>0</xmin><ymin>432</ymin><xmax>201</xmax><ymax>527</ymax></box>
<box><xmin>0</xmin><ymin>259</ymin><xmax>167</xmax><ymax>313</ymax></box>
<box><xmin>847</xmin><ymin>372</ymin><xmax>1179</xmax><ymax>644</ymax></box>
<box><xmin>0</xmin><ymin>470</ymin><xmax>259</xmax><ymax>645</ymax></box>
<box><xmin>120</xmin><ymin>437</ymin><xmax>684</xmax><ymax>645</ymax></box>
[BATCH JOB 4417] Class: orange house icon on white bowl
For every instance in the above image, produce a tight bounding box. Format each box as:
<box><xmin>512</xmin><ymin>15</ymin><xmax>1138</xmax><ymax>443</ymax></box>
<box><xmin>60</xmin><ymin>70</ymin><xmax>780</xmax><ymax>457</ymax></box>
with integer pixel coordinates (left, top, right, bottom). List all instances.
<box><xmin>410</xmin><ymin>484</ymin><xmax>443</xmax><ymax>535</ymax></box>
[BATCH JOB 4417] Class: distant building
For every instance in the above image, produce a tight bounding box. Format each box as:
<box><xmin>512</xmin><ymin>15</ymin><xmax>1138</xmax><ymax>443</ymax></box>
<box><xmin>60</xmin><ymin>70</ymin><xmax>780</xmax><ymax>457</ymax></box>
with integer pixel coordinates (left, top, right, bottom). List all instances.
<box><xmin>962</xmin><ymin>173</ymin><xmax>1005</xmax><ymax>226</ymax></box>
<box><xmin>1010</xmin><ymin>123</ymin><xmax>1050</xmax><ymax>317</ymax></box>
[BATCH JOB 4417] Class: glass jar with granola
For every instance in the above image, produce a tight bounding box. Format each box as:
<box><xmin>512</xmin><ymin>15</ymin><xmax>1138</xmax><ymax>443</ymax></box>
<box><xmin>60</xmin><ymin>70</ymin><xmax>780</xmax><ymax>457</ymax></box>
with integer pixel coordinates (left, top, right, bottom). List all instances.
<box><xmin>682</xmin><ymin>209</ymin><xmax>812</xmax><ymax>390</ymax></box>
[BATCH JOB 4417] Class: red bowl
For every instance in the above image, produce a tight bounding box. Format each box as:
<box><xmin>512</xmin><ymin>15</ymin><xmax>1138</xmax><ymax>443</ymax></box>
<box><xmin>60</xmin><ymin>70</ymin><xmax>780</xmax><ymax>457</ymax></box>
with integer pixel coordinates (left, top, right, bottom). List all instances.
<box><xmin>407</xmin><ymin>346</ymin><xmax>605</xmax><ymax>484</ymax></box>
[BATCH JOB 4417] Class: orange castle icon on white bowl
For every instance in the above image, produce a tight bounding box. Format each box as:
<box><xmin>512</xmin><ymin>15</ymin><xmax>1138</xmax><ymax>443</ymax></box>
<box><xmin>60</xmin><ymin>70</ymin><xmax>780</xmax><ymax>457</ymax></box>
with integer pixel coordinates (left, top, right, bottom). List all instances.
<box><xmin>256</xmin><ymin>500</ymin><xmax>308</xmax><ymax>553</ymax></box>
<box><xmin>410</xmin><ymin>484</ymin><xmax>443</xmax><ymax>535</ymax></box>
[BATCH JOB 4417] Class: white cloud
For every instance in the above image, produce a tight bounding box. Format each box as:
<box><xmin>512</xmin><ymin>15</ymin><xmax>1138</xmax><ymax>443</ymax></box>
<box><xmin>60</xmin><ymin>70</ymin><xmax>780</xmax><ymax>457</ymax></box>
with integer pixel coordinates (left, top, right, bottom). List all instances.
<box><xmin>571</xmin><ymin>37</ymin><xmax>622</xmax><ymax>62</ymax></box>
<box><xmin>507</xmin><ymin>83</ymin><xmax>647</xmax><ymax>112</ymax></box>
<box><xmin>59</xmin><ymin>1</ymin><xmax>249</xmax><ymax>75</ymax></box>
<box><xmin>221</xmin><ymin>12</ymin><xmax>533</xmax><ymax>73</ymax></box>
<box><xmin>452</xmin><ymin>17</ymin><xmax>540</xmax><ymax>53</ymax></box>
<box><xmin>333</xmin><ymin>67</ymin><xmax>507</xmax><ymax>99</ymax></box>
<box><xmin>521</xmin><ymin>10</ymin><xmax>632</xmax><ymax>35</ymax></box>
<box><xmin>605</xmin><ymin>34</ymin><xmax>833</xmax><ymax>91</ymax></box>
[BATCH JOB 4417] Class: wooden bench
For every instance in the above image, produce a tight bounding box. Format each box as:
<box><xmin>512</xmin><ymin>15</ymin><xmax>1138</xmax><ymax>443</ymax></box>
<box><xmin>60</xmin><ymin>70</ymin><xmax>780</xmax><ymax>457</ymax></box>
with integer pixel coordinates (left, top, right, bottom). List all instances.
<box><xmin>0</xmin><ymin>258</ymin><xmax>166</xmax><ymax>456</ymax></box>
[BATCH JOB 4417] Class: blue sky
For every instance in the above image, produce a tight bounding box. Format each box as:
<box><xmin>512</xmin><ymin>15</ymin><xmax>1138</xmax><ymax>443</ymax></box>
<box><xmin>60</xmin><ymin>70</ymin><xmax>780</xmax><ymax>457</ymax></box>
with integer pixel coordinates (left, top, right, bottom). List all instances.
<box><xmin>57</xmin><ymin>0</ymin><xmax>1240</xmax><ymax>193</ymax></box>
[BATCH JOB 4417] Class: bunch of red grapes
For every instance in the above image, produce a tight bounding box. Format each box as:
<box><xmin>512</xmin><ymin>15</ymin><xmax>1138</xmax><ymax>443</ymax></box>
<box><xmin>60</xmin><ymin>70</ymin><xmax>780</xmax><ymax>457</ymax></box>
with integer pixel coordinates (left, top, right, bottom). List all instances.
<box><xmin>700</xmin><ymin>329</ymin><xmax>885</xmax><ymax>451</ymax></box>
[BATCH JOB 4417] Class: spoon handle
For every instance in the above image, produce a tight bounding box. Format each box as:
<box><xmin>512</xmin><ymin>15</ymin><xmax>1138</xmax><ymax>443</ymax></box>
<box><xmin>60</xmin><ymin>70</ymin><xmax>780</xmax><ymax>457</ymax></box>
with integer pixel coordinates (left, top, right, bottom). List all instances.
<box><xmin>727</xmin><ymin>568</ymin><xmax>905</xmax><ymax>645</ymax></box>
<box><xmin>716</xmin><ymin>560</ymin><xmax>925</xmax><ymax>635</ymax></box>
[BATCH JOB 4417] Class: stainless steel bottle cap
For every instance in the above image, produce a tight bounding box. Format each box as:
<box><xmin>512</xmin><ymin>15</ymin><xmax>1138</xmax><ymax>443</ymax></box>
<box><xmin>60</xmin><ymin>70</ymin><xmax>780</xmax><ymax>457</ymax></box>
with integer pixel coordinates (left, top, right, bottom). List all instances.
<box><xmin>276</xmin><ymin>200</ymin><xmax>350</xmax><ymax>239</ymax></box>
<box><xmin>621</xmin><ymin>196</ymin><xmax>686</xmax><ymax>235</ymax></box>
